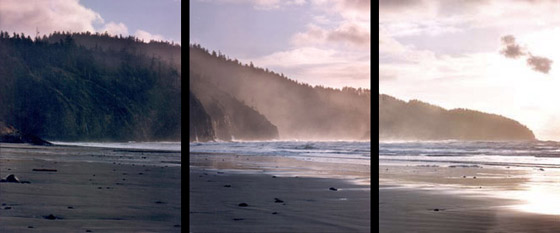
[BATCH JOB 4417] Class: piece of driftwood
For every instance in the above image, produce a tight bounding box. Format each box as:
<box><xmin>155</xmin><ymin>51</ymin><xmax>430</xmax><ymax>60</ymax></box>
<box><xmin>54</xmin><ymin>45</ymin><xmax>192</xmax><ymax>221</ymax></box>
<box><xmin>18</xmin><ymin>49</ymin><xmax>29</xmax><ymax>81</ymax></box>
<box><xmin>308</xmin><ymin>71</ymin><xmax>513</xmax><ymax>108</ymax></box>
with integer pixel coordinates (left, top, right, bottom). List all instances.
<box><xmin>32</xmin><ymin>169</ymin><xmax>58</xmax><ymax>172</ymax></box>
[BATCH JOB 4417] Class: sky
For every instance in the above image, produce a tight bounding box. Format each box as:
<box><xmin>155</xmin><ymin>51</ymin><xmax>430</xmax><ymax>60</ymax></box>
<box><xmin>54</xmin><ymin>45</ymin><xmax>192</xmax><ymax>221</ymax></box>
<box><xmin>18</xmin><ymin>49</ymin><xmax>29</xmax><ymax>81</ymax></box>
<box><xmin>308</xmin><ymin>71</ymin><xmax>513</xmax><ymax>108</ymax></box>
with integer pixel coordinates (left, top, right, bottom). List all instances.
<box><xmin>190</xmin><ymin>0</ymin><xmax>371</xmax><ymax>89</ymax></box>
<box><xmin>379</xmin><ymin>0</ymin><xmax>560</xmax><ymax>141</ymax></box>
<box><xmin>0</xmin><ymin>0</ymin><xmax>181</xmax><ymax>44</ymax></box>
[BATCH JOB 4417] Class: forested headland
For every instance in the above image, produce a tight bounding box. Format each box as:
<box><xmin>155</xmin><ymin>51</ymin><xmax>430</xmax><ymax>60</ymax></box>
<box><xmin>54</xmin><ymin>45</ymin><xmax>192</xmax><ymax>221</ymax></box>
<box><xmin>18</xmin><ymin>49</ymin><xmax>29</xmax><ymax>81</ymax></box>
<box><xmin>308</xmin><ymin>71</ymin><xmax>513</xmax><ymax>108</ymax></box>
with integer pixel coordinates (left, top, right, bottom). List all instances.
<box><xmin>0</xmin><ymin>31</ymin><xmax>181</xmax><ymax>142</ymax></box>
<box><xmin>379</xmin><ymin>94</ymin><xmax>536</xmax><ymax>141</ymax></box>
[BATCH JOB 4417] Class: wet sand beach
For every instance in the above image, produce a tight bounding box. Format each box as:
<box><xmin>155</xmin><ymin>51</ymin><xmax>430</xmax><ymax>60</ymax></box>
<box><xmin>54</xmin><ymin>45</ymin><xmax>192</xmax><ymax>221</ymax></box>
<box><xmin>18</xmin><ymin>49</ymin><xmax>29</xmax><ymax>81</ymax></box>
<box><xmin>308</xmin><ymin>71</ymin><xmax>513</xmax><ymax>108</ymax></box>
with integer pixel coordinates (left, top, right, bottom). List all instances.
<box><xmin>189</xmin><ymin>152</ymin><xmax>371</xmax><ymax>233</ymax></box>
<box><xmin>0</xmin><ymin>143</ymin><xmax>181</xmax><ymax>232</ymax></box>
<box><xmin>379</xmin><ymin>164</ymin><xmax>560</xmax><ymax>233</ymax></box>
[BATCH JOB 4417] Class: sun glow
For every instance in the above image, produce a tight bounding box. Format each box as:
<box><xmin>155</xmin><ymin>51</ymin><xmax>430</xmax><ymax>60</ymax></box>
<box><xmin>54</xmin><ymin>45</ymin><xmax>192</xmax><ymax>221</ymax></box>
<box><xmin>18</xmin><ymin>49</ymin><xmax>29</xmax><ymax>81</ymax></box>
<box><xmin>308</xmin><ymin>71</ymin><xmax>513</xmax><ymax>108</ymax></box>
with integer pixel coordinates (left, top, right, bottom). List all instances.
<box><xmin>513</xmin><ymin>175</ymin><xmax>560</xmax><ymax>215</ymax></box>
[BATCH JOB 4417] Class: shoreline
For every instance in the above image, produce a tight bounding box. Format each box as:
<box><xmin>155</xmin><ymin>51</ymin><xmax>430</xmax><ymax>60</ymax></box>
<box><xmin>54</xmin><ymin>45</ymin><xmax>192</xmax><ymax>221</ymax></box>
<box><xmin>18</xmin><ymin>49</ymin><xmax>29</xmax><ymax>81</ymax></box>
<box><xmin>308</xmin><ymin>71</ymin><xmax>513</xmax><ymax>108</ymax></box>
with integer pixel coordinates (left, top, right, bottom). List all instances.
<box><xmin>189</xmin><ymin>152</ymin><xmax>371</xmax><ymax>232</ymax></box>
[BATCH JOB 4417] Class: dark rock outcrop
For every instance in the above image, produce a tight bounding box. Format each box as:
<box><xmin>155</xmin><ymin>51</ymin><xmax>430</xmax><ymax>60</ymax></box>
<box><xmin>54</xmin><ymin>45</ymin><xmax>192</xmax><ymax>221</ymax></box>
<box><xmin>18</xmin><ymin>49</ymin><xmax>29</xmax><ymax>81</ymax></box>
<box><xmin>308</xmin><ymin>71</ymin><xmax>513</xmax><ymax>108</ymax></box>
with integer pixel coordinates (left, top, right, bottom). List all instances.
<box><xmin>379</xmin><ymin>94</ymin><xmax>536</xmax><ymax>141</ymax></box>
<box><xmin>0</xmin><ymin>121</ymin><xmax>52</xmax><ymax>145</ymax></box>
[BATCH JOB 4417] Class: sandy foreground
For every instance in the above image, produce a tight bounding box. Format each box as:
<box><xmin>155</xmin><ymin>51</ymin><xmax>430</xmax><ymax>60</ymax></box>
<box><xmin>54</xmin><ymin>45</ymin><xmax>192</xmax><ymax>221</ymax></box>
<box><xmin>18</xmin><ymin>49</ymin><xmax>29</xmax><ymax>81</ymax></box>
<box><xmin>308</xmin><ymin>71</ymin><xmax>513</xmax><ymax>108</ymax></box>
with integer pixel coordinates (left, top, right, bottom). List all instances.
<box><xmin>189</xmin><ymin>152</ymin><xmax>371</xmax><ymax>233</ymax></box>
<box><xmin>0</xmin><ymin>143</ymin><xmax>181</xmax><ymax>232</ymax></box>
<box><xmin>379</xmin><ymin>164</ymin><xmax>560</xmax><ymax>233</ymax></box>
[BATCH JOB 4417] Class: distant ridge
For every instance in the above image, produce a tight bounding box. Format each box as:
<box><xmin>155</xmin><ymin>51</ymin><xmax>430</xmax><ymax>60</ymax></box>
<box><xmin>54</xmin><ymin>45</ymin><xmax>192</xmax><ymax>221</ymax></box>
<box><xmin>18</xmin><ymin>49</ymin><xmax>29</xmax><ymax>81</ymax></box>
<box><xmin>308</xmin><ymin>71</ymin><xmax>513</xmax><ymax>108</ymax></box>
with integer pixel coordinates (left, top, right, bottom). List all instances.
<box><xmin>379</xmin><ymin>94</ymin><xmax>536</xmax><ymax>141</ymax></box>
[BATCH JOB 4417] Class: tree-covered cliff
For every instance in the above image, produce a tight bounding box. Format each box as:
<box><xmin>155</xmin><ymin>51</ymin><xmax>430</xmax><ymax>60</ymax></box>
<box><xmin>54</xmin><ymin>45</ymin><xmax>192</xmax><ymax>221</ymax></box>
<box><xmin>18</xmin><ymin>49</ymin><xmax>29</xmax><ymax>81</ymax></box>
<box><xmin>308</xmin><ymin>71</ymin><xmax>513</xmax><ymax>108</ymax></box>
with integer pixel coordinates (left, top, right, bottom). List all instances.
<box><xmin>0</xmin><ymin>31</ymin><xmax>181</xmax><ymax>141</ymax></box>
<box><xmin>379</xmin><ymin>94</ymin><xmax>536</xmax><ymax>141</ymax></box>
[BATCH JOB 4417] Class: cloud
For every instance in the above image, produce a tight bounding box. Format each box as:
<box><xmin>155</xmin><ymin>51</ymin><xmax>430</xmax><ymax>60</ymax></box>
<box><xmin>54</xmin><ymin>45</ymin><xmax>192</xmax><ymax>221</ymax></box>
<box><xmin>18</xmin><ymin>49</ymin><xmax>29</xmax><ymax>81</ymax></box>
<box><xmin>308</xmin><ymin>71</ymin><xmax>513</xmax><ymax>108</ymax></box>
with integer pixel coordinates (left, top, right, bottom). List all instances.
<box><xmin>499</xmin><ymin>34</ymin><xmax>553</xmax><ymax>73</ymax></box>
<box><xmin>134</xmin><ymin>30</ymin><xmax>166</xmax><ymax>42</ymax></box>
<box><xmin>100</xmin><ymin>22</ymin><xmax>128</xmax><ymax>36</ymax></box>
<box><xmin>0</xmin><ymin>0</ymin><xmax>103</xmax><ymax>37</ymax></box>
<box><xmin>248</xmin><ymin>47</ymin><xmax>369</xmax><ymax>88</ymax></box>
<box><xmin>198</xmin><ymin>0</ymin><xmax>306</xmax><ymax>10</ymax></box>
<box><xmin>292</xmin><ymin>22</ymin><xmax>369</xmax><ymax>49</ymax></box>
<box><xmin>527</xmin><ymin>54</ymin><xmax>553</xmax><ymax>74</ymax></box>
<box><xmin>291</xmin><ymin>0</ymin><xmax>370</xmax><ymax>49</ymax></box>
<box><xmin>500</xmin><ymin>35</ymin><xmax>525</xmax><ymax>59</ymax></box>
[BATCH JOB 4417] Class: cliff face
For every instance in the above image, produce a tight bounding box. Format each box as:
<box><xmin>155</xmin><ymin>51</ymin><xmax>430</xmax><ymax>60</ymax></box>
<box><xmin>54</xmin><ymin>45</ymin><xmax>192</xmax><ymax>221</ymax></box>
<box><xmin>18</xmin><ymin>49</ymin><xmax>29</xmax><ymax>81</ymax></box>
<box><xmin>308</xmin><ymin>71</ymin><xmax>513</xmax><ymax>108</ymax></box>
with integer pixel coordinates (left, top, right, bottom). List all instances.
<box><xmin>189</xmin><ymin>91</ymin><xmax>215</xmax><ymax>142</ymax></box>
<box><xmin>190</xmin><ymin>70</ymin><xmax>279</xmax><ymax>141</ymax></box>
<box><xmin>379</xmin><ymin>94</ymin><xmax>536</xmax><ymax>141</ymax></box>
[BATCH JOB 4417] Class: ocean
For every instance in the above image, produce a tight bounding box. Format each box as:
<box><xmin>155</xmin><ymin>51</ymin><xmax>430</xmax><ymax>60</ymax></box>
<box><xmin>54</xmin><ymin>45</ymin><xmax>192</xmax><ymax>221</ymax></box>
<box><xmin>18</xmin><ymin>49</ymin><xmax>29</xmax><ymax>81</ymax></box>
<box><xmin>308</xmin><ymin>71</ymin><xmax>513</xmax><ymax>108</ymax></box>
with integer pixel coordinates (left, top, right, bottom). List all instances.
<box><xmin>379</xmin><ymin>141</ymin><xmax>560</xmax><ymax>168</ymax></box>
<box><xmin>189</xmin><ymin>141</ymin><xmax>371</xmax><ymax>165</ymax></box>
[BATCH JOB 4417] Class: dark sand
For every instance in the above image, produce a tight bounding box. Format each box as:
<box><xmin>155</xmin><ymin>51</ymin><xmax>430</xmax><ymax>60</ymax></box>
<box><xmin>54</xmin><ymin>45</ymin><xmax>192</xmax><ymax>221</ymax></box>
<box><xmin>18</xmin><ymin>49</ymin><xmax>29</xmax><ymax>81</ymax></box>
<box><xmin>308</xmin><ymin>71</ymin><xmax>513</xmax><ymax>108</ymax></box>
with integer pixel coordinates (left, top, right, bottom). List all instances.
<box><xmin>379</xmin><ymin>165</ymin><xmax>560</xmax><ymax>233</ymax></box>
<box><xmin>190</xmin><ymin>152</ymin><xmax>371</xmax><ymax>233</ymax></box>
<box><xmin>0</xmin><ymin>143</ymin><xmax>181</xmax><ymax>232</ymax></box>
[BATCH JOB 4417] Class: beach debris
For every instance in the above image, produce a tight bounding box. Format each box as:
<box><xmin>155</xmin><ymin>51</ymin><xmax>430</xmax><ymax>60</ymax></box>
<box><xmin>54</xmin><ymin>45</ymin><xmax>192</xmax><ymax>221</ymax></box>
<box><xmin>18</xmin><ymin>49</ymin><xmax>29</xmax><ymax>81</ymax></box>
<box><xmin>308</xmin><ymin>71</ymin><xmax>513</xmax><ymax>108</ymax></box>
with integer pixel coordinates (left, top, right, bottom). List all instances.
<box><xmin>32</xmin><ymin>168</ymin><xmax>57</xmax><ymax>172</ymax></box>
<box><xmin>272</xmin><ymin>176</ymin><xmax>277</xmax><ymax>178</ymax></box>
<box><xmin>68</xmin><ymin>206</ymin><xmax>74</xmax><ymax>209</ymax></box>
<box><xmin>27</xmin><ymin>226</ymin><xmax>34</xmax><ymax>229</ymax></box>
<box><xmin>0</xmin><ymin>174</ymin><xmax>22</xmax><ymax>183</ymax></box>
<box><xmin>274</xmin><ymin>198</ymin><xmax>284</xmax><ymax>203</ymax></box>
<box><xmin>463</xmin><ymin>176</ymin><xmax>466</xmax><ymax>178</ymax></box>
<box><xmin>217</xmin><ymin>172</ymin><xmax>224</xmax><ymax>174</ymax></box>
<box><xmin>329</xmin><ymin>187</ymin><xmax>338</xmax><ymax>191</ymax></box>
<box><xmin>539</xmin><ymin>168</ymin><xmax>545</xmax><ymax>171</ymax></box>
<box><xmin>224</xmin><ymin>185</ymin><xmax>231</xmax><ymax>188</ymax></box>
<box><xmin>233</xmin><ymin>218</ymin><xmax>244</xmax><ymax>221</ymax></box>
<box><xmin>449</xmin><ymin>165</ymin><xmax>482</xmax><ymax>168</ymax></box>
<box><xmin>473</xmin><ymin>176</ymin><xmax>477</xmax><ymax>179</ymax></box>
<box><xmin>238</xmin><ymin>203</ymin><xmax>249</xmax><ymax>207</ymax></box>
<box><xmin>272</xmin><ymin>212</ymin><xmax>278</xmax><ymax>215</ymax></box>
<box><xmin>4</xmin><ymin>206</ymin><xmax>12</xmax><ymax>210</ymax></box>
<box><xmin>43</xmin><ymin>214</ymin><xmax>60</xmax><ymax>220</ymax></box>
<box><xmin>433</xmin><ymin>208</ymin><xmax>445</xmax><ymax>211</ymax></box>
<box><xmin>155</xmin><ymin>201</ymin><xmax>166</xmax><ymax>204</ymax></box>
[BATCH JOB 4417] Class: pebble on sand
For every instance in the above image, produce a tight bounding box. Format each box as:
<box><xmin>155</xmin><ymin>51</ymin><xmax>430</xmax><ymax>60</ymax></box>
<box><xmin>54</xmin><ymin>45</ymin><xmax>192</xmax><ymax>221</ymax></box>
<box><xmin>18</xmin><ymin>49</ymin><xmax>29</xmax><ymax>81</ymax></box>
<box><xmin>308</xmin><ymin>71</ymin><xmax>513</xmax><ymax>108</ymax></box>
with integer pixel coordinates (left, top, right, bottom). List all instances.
<box><xmin>238</xmin><ymin>203</ymin><xmax>249</xmax><ymax>207</ymax></box>
<box><xmin>329</xmin><ymin>187</ymin><xmax>338</xmax><ymax>191</ymax></box>
<box><xmin>43</xmin><ymin>214</ymin><xmax>60</xmax><ymax>220</ymax></box>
